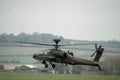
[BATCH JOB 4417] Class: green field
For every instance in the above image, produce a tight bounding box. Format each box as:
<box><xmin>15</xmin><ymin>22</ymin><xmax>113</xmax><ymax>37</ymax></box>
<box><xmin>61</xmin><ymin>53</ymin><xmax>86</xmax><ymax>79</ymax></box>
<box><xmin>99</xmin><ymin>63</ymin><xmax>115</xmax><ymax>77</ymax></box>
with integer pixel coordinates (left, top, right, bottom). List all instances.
<box><xmin>0</xmin><ymin>72</ymin><xmax>120</xmax><ymax>80</ymax></box>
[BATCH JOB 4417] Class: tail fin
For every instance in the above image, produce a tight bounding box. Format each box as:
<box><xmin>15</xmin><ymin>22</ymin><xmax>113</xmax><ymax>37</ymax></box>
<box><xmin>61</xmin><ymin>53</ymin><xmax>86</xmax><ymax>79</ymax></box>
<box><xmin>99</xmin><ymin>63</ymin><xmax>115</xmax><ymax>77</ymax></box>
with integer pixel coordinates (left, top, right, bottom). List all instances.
<box><xmin>93</xmin><ymin>46</ymin><xmax>104</xmax><ymax>61</ymax></box>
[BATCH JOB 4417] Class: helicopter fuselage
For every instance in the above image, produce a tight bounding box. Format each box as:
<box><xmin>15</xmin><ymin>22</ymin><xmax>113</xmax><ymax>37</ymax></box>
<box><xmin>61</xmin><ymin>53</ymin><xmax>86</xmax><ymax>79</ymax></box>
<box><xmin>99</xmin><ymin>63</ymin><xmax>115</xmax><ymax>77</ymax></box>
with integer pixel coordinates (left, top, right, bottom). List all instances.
<box><xmin>33</xmin><ymin>49</ymin><xmax>100</xmax><ymax>68</ymax></box>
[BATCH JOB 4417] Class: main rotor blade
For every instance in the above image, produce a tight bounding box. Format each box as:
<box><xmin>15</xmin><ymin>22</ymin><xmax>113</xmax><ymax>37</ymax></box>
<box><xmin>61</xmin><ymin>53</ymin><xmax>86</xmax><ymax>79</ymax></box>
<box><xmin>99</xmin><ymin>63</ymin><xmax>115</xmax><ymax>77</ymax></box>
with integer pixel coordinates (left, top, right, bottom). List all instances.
<box><xmin>17</xmin><ymin>41</ymin><xmax>96</xmax><ymax>47</ymax></box>
<box><xmin>17</xmin><ymin>42</ymin><xmax>54</xmax><ymax>46</ymax></box>
<box><xmin>59</xmin><ymin>43</ymin><xmax>95</xmax><ymax>46</ymax></box>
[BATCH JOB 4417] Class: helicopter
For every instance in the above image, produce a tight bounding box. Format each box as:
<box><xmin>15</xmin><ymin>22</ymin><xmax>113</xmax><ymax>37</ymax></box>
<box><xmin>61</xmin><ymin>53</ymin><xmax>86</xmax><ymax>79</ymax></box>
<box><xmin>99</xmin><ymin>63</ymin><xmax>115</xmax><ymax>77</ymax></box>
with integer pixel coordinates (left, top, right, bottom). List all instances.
<box><xmin>19</xmin><ymin>38</ymin><xmax>104</xmax><ymax>70</ymax></box>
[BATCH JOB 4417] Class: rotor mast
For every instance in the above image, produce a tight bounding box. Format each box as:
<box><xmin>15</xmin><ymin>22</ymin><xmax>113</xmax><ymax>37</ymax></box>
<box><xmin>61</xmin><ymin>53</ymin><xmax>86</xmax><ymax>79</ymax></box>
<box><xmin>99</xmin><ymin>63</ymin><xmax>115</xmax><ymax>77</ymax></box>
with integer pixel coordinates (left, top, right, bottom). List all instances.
<box><xmin>53</xmin><ymin>38</ymin><xmax>61</xmax><ymax>50</ymax></box>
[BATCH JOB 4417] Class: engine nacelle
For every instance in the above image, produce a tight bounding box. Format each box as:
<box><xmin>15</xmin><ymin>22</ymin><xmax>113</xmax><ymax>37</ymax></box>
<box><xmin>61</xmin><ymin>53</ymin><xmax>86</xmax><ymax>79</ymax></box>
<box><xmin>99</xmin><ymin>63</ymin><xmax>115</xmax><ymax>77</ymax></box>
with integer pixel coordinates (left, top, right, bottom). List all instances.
<box><xmin>53</xmin><ymin>52</ymin><xmax>68</xmax><ymax>58</ymax></box>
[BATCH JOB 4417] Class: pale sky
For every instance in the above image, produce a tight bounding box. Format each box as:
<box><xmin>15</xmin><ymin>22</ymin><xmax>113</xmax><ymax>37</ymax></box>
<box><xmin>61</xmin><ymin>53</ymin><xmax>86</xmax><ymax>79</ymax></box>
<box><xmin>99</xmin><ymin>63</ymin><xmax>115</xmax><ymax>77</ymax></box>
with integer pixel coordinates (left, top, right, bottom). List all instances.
<box><xmin>0</xmin><ymin>0</ymin><xmax>120</xmax><ymax>41</ymax></box>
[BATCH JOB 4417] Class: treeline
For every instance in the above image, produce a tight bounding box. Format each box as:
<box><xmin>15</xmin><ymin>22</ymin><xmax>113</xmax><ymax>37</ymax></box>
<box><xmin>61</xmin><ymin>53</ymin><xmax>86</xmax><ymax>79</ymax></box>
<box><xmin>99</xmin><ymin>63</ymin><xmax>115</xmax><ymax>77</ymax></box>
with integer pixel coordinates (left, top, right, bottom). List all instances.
<box><xmin>0</xmin><ymin>32</ymin><xmax>120</xmax><ymax>47</ymax></box>
<box><xmin>0</xmin><ymin>32</ymin><xmax>62</xmax><ymax>43</ymax></box>
<box><xmin>78</xmin><ymin>56</ymin><xmax>120</xmax><ymax>75</ymax></box>
<box><xmin>102</xmin><ymin>56</ymin><xmax>120</xmax><ymax>75</ymax></box>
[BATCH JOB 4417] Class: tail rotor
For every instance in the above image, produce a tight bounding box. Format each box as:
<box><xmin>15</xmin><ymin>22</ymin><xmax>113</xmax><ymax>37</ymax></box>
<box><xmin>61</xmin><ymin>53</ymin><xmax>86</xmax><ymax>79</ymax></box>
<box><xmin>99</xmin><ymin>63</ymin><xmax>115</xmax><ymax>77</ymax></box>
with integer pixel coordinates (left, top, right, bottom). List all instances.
<box><xmin>91</xmin><ymin>43</ymin><xmax>104</xmax><ymax>61</ymax></box>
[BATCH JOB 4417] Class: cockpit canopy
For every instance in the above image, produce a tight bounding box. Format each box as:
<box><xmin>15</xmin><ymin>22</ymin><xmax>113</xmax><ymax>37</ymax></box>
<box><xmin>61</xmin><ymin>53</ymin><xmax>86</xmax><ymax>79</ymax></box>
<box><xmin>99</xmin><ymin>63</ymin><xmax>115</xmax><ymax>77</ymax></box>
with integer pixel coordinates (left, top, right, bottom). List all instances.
<box><xmin>38</xmin><ymin>49</ymin><xmax>50</xmax><ymax>55</ymax></box>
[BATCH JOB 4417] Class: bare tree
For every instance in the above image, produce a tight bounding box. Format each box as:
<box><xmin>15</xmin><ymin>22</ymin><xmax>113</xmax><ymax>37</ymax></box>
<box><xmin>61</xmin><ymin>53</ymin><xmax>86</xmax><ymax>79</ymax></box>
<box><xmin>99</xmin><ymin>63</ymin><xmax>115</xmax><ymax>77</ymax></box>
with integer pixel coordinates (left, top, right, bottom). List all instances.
<box><xmin>102</xmin><ymin>56</ymin><xmax>120</xmax><ymax>75</ymax></box>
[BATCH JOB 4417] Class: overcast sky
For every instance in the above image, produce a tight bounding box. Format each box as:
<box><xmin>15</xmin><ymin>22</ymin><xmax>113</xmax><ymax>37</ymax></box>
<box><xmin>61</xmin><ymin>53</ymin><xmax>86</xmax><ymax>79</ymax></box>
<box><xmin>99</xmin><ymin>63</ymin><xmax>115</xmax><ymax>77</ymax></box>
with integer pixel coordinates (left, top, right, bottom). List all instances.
<box><xmin>0</xmin><ymin>0</ymin><xmax>120</xmax><ymax>41</ymax></box>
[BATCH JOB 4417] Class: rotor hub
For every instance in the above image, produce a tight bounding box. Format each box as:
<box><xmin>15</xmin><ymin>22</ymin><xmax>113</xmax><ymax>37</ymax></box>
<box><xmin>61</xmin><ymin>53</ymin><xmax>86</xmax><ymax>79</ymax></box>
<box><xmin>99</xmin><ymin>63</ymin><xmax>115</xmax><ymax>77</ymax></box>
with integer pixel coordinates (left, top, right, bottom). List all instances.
<box><xmin>53</xmin><ymin>38</ymin><xmax>61</xmax><ymax>45</ymax></box>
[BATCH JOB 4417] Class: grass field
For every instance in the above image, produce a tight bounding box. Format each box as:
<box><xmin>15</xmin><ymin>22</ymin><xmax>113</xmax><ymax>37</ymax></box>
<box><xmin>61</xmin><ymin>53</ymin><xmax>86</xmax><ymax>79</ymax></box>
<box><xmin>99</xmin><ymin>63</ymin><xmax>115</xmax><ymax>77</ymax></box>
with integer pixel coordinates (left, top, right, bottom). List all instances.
<box><xmin>0</xmin><ymin>72</ymin><xmax>120</xmax><ymax>80</ymax></box>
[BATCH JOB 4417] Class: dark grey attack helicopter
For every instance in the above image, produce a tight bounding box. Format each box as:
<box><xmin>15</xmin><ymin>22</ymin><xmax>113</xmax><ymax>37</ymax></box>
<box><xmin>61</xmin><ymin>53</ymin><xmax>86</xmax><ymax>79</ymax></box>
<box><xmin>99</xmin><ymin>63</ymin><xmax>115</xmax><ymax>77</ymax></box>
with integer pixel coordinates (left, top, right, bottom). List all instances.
<box><xmin>20</xmin><ymin>38</ymin><xmax>104</xmax><ymax>70</ymax></box>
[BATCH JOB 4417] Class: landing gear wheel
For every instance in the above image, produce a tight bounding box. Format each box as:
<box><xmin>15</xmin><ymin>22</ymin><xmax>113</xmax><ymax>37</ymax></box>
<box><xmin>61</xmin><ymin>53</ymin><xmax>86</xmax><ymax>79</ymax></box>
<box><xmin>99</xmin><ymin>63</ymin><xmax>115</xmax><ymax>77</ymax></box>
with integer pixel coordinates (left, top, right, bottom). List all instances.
<box><xmin>45</xmin><ymin>64</ymin><xmax>48</xmax><ymax>68</ymax></box>
<box><xmin>52</xmin><ymin>64</ymin><xmax>56</xmax><ymax>68</ymax></box>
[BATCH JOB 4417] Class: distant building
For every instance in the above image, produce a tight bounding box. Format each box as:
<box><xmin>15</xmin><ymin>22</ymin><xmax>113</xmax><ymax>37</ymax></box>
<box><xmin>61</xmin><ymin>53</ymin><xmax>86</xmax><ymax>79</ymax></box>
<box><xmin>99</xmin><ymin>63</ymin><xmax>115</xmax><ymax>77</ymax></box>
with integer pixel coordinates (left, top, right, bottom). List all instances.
<box><xmin>0</xmin><ymin>64</ymin><xmax>55</xmax><ymax>74</ymax></box>
<box><xmin>14</xmin><ymin>64</ymin><xmax>39</xmax><ymax>73</ymax></box>
<box><xmin>0</xmin><ymin>63</ymin><xmax>21</xmax><ymax>72</ymax></box>
<box><xmin>0</xmin><ymin>64</ymin><xmax>4</xmax><ymax>71</ymax></box>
